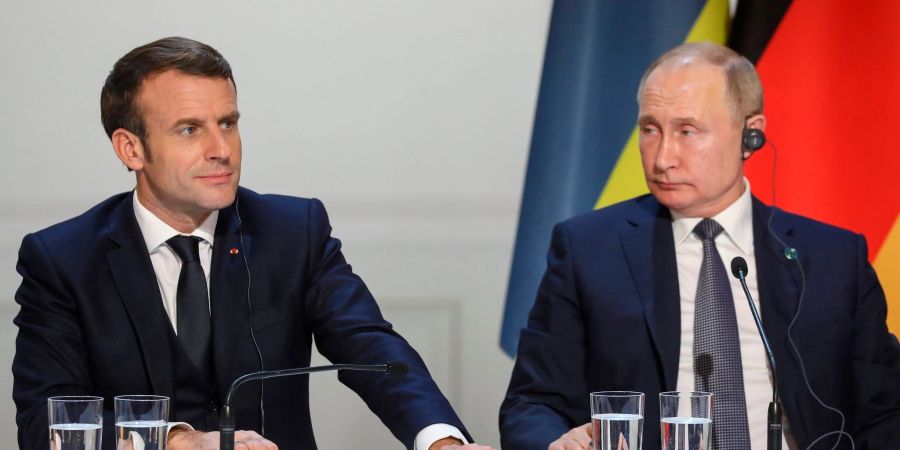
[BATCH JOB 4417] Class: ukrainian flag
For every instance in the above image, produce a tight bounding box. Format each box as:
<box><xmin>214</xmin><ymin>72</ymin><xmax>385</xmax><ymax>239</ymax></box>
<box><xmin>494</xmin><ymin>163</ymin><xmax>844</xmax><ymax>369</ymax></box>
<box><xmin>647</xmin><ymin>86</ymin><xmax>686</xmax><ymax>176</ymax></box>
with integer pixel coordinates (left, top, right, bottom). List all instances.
<box><xmin>501</xmin><ymin>0</ymin><xmax>730</xmax><ymax>356</ymax></box>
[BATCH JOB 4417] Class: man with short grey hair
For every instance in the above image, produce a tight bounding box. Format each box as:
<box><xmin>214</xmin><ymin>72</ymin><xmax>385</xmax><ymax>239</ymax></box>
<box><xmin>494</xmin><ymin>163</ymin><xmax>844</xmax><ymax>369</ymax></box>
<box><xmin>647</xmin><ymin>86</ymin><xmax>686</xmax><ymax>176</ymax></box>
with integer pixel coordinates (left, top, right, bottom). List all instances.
<box><xmin>500</xmin><ymin>42</ymin><xmax>900</xmax><ymax>450</ymax></box>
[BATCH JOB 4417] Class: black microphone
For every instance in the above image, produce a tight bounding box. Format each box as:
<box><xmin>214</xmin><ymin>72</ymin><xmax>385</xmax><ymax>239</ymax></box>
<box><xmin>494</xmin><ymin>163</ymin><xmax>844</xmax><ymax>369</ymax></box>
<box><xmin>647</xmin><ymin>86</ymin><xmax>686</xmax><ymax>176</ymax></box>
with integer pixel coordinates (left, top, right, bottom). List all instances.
<box><xmin>730</xmin><ymin>257</ymin><xmax>782</xmax><ymax>450</ymax></box>
<box><xmin>219</xmin><ymin>362</ymin><xmax>408</xmax><ymax>450</ymax></box>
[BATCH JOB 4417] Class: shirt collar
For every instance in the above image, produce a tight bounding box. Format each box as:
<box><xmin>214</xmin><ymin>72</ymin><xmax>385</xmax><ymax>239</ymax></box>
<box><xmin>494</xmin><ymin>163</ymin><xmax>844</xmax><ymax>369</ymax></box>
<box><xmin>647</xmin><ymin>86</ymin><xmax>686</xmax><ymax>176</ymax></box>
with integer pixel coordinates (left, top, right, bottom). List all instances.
<box><xmin>670</xmin><ymin>177</ymin><xmax>754</xmax><ymax>255</ymax></box>
<box><xmin>132</xmin><ymin>190</ymin><xmax>218</xmax><ymax>254</ymax></box>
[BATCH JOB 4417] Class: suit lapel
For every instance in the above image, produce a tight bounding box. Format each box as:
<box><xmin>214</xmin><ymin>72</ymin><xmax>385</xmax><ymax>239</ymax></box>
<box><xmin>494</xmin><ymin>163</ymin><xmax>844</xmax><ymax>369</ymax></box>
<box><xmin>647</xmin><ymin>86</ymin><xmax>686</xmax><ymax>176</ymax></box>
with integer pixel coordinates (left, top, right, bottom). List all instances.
<box><xmin>752</xmin><ymin>199</ymin><xmax>802</xmax><ymax>348</ymax></box>
<box><xmin>621</xmin><ymin>197</ymin><xmax>681</xmax><ymax>390</ymax></box>
<box><xmin>105</xmin><ymin>192</ymin><xmax>176</xmax><ymax>399</ymax></box>
<box><xmin>209</xmin><ymin>199</ymin><xmax>253</xmax><ymax>398</ymax></box>
<box><xmin>752</xmin><ymin>198</ymin><xmax>807</xmax><ymax>442</ymax></box>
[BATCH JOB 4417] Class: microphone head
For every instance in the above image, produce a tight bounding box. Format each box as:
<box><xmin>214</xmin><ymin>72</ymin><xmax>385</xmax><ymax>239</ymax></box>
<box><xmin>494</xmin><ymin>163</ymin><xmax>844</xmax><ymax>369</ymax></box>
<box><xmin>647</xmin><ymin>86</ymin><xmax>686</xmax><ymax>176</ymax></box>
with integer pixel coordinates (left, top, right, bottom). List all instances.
<box><xmin>730</xmin><ymin>256</ymin><xmax>749</xmax><ymax>279</ymax></box>
<box><xmin>386</xmin><ymin>362</ymin><xmax>408</xmax><ymax>377</ymax></box>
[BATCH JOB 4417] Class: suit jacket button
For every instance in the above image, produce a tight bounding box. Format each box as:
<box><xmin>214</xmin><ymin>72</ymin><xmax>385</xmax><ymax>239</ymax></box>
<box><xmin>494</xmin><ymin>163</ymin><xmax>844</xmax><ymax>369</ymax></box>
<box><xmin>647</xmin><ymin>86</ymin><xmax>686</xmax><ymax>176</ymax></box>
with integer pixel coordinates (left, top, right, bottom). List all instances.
<box><xmin>208</xmin><ymin>401</ymin><xmax>218</xmax><ymax>412</ymax></box>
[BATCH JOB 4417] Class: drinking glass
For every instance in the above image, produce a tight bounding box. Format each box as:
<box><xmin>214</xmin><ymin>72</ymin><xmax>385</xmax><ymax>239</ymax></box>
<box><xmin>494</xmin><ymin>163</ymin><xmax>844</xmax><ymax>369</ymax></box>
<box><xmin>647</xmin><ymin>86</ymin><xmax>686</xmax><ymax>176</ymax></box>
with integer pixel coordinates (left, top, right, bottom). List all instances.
<box><xmin>590</xmin><ymin>391</ymin><xmax>644</xmax><ymax>450</ymax></box>
<box><xmin>114</xmin><ymin>395</ymin><xmax>169</xmax><ymax>450</ymax></box>
<box><xmin>48</xmin><ymin>395</ymin><xmax>103</xmax><ymax>450</ymax></box>
<box><xmin>659</xmin><ymin>391</ymin><xmax>713</xmax><ymax>450</ymax></box>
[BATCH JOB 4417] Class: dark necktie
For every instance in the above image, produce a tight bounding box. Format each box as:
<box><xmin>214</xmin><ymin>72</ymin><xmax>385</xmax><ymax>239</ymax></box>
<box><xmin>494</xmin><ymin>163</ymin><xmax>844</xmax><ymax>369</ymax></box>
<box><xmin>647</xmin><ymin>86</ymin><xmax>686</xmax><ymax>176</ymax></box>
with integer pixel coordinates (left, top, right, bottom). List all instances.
<box><xmin>692</xmin><ymin>219</ymin><xmax>751</xmax><ymax>449</ymax></box>
<box><xmin>167</xmin><ymin>235</ymin><xmax>213</xmax><ymax>379</ymax></box>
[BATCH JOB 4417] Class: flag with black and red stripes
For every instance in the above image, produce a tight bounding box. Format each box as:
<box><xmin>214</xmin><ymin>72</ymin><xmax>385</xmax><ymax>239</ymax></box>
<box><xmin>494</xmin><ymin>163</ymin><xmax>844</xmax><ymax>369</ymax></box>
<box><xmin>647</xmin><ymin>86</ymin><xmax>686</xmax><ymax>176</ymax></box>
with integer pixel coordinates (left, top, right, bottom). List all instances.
<box><xmin>730</xmin><ymin>1</ymin><xmax>900</xmax><ymax>333</ymax></box>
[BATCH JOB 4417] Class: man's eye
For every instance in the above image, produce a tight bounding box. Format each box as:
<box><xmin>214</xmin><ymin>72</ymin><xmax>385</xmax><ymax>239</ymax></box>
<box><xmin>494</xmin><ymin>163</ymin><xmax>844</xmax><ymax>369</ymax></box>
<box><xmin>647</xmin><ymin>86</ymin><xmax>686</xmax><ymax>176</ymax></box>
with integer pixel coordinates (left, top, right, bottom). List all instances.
<box><xmin>179</xmin><ymin>126</ymin><xmax>197</xmax><ymax>136</ymax></box>
<box><xmin>220</xmin><ymin>120</ymin><xmax>234</xmax><ymax>129</ymax></box>
<box><xmin>681</xmin><ymin>129</ymin><xmax>696</xmax><ymax>136</ymax></box>
<box><xmin>641</xmin><ymin>126</ymin><xmax>658</xmax><ymax>135</ymax></box>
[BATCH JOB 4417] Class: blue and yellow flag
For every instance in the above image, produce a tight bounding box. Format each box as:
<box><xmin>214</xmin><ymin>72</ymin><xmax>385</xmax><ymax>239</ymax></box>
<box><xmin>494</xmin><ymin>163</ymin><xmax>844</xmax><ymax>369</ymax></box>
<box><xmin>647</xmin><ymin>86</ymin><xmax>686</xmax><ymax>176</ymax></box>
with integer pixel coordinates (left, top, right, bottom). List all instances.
<box><xmin>501</xmin><ymin>0</ymin><xmax>729</xmax><ymax>356</ymax></box>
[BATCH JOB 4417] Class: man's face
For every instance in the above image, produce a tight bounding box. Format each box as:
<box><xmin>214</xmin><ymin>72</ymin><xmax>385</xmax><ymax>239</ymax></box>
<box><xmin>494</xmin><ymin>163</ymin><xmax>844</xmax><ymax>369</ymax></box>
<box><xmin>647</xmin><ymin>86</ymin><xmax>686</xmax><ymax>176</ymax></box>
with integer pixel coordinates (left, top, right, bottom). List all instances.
<box><xmin>131</xmin><ymin>70</ymin><xmax>241</xmax><ymax>225</ymax></box>
<box><xmin>637</xmin><ymin>62</ymin><xmax>745</xmax><ymax>218</ymax></box>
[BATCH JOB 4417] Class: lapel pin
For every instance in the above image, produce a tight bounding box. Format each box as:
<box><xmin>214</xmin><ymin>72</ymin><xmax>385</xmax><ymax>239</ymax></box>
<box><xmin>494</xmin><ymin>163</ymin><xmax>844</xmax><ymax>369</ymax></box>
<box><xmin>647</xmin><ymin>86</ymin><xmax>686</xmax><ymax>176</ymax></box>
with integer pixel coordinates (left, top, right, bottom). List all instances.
<box><xmin>229</xmin><ymin>247</ymin><xmax>240</xmax><ymax>255</ymax></box>
<box><xmin>784</xmin><ymin>247</ymin><xmax>798</xmax><ymax>261</ymax></box>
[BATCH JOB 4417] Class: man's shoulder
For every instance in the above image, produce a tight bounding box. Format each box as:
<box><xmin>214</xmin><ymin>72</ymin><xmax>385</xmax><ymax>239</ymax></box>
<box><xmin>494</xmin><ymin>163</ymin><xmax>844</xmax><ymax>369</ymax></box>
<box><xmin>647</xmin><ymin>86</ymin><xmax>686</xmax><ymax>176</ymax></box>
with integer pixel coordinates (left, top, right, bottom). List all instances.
<box><xmin>234</xmin><ymin>187</ymin><xmax>331</xmax><ymax>235</ymax></box>
<box><xmin>754</xmin><ymin>199</ymin><xmax>867</xmax><ymax>261</ymax></box>
<box><xmin>235</xmin><ymin>187</ymin><xmax>323</xmax><ymax>219</ymax></box>
<box><xmin>758</xmin><ymin>200</ymin><xmax>862</xmax><ymax>243</ymax></box>
<box><xmin>28</xmin><ymin>192</ymin><xmax>132</xmax><ymax>244</ymax></box>
<box><xmin>16</xmin><ymin>193</ymin><xmax>133</xmax><ymax>271</ymax></box>
<box><xmin>237</xmin><ymin>187</ymin><xmax>314</xmax><ymax>208</ymax></box>
<box><xmin>559</xmin><ymin>194</ymin><xmax>660</xmax><ymax>233</ymax></box>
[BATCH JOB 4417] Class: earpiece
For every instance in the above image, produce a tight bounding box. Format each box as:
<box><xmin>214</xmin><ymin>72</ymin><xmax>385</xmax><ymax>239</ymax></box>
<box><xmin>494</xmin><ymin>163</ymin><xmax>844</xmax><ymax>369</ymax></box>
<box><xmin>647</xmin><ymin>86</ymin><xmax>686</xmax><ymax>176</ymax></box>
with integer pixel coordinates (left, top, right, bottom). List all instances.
<box><xmin>742</xmin><ymin>127</ymin><xmax>766</xmax><ymax>154</ymax></box>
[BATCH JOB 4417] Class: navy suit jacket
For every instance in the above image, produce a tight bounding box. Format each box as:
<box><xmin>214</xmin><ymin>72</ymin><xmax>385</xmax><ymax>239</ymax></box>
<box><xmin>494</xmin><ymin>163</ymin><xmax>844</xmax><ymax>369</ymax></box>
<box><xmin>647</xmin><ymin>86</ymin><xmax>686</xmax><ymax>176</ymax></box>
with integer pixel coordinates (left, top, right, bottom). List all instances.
<box><xmin>500</xmin><ymin>194</ymin><xmax>900</xmax><ymax>449</ymax></box>
<box><xmin>13</xmin><ymin>187</ymin><xmax>468</xmax><ymax>449</ymax></box>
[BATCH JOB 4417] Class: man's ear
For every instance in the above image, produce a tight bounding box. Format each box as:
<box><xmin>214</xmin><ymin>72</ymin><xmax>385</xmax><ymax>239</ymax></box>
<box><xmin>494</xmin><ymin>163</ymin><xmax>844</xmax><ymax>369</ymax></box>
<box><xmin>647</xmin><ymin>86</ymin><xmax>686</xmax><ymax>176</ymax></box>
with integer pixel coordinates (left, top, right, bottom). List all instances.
<box><xmin>746</xmin><ymin>113</ymin><xmax>767</xmax><ymax>133</ymax></box>
<box><xmin>111</xmin><ymin>128</ymin><xmax>147</xmax><ymax>171</ymax></box>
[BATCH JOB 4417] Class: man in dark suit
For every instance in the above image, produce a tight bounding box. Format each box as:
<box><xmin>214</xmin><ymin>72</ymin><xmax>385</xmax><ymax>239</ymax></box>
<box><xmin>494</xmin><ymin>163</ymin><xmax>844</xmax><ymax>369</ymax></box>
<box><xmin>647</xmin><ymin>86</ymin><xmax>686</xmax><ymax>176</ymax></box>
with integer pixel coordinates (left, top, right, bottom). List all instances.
<box><xmin>500</xmin><ymin>42</ymin><xmax>900</xmax><ymax>449</ymax></box>
<box><xmin>13</xmin><ymin>37</ymin><xmax>494</xmax><ymax>450</ymax></box>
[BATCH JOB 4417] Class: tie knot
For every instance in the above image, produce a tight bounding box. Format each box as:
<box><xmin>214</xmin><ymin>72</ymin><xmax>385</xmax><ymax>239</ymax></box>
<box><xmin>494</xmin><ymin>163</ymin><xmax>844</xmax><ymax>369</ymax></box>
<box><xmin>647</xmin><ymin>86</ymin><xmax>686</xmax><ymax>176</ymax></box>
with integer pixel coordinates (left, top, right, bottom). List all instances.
<box><xmin>167</xmin><ymin>235</ymin><xmax>202</xmax><ymax>263</ymax></box>
<box><xmin>693</xmin><ymin>218</ymin><xmax>724</xmax><ymax>240</ymax></box>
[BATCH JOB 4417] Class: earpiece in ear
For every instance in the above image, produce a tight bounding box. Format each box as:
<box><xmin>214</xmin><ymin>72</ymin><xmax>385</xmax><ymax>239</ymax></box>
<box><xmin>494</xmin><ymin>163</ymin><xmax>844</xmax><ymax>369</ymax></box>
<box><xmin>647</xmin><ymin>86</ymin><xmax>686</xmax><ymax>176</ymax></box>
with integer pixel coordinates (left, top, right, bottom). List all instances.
<box><xmin>742</xmin><ymin>128</ymin><xmax>766</xmax><ymax>153</ymax></box>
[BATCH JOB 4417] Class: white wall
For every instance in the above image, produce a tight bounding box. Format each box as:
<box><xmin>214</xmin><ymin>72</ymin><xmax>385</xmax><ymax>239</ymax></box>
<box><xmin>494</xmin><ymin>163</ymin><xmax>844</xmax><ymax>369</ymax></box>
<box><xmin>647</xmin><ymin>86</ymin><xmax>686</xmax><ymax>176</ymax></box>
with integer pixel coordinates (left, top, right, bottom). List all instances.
<box><xmin>0</xmin><ymin>1</ymin><xmax>551</xmax><ymax>447</ymax></box>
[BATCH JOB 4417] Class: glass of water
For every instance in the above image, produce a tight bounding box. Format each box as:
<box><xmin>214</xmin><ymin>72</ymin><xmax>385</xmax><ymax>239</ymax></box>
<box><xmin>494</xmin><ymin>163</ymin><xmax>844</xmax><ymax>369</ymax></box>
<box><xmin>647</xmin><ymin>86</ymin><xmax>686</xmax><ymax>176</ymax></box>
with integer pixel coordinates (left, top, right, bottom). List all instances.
<box><xmin>590</xmin><ymin>391</ymin><xmax>644</xmax><ymax>450</ymax></box>
<box><xmin>48</xmin><ymin>396</ymin><xmax>103</xmax><ymax>450</ymax></box>
<box><xmin>114</xmin><ymin>395</ymin><xmax>169</xmax><ymax>450</ymax></box>
<box><xmin>659</xmin><ymin>391</ymin><xmax>713</xmax><ymax>450</ymax></box>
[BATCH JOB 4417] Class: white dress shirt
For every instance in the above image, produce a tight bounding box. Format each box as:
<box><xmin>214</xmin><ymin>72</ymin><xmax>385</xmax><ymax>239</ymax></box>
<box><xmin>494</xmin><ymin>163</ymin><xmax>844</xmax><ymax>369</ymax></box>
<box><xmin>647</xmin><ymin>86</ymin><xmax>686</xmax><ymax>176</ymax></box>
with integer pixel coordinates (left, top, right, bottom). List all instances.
<box><xmin>671</xmin><ymin>179</ymin><xmax>792</xmax><ymax>449</ymax></box>
<box><xmin>132</xmin><ymin>192</ymin><xmax>465</xmax><ymax>449</ymax></box>
<box><xmin>133</xmin><ymin>193</ymin><xmax>216</xmax><ymax>329</ymax></box>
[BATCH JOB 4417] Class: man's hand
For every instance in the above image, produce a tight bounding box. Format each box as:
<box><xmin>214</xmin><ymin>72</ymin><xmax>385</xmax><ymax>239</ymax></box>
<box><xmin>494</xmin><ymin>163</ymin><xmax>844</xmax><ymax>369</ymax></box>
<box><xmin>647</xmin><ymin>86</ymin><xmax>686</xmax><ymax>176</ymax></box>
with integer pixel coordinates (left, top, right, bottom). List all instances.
<box><xmin>167</xmin><ymin>428</ymin><xmax>277</xmax><ymax>449</ymax></box>
<box><xmin>428</xmin><ymin>437</ymin><xmax>495</xmax><ymax>450</ymax></box>
<box><xmin>548</xmin><ymin>422</ymin><xmax>592</xmax><ymax>450</ymax></box>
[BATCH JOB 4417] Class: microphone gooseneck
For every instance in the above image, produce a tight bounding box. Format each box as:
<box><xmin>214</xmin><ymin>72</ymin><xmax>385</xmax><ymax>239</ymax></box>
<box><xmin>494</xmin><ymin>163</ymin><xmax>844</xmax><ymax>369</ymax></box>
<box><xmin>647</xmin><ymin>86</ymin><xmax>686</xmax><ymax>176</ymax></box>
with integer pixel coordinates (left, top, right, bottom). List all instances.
<box><xmin>219</xmin><ymin>362</ymin><xmax>408</xmax><ymax>450</ymax></box>
<box><xmin>730</xmin><ymin>256</ymin><xmax>782</xmax><ymax>450</ymax></box>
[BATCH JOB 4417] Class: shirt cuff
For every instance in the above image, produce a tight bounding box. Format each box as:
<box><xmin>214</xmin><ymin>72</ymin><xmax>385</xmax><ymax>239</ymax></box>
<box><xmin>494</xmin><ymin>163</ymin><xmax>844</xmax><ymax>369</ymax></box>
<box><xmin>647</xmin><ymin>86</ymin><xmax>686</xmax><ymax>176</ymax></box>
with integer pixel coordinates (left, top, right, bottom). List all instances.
<box><xmin>166</xmin><ymin>421</ymin><xmax>194</xmax><ymax>436</ymax></box>
<box><xmin>414</xmin><ymin>423</ymin><xmax>468</xmax><ymax>450</ymax></box>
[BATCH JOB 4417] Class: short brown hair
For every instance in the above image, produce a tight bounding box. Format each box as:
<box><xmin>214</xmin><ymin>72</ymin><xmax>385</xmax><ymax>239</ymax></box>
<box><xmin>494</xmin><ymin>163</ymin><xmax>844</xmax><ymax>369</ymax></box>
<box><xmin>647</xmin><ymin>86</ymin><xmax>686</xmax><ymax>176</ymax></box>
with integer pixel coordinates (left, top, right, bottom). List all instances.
<box><xmin>100</xmin><ymin>37</ymin><xmax>235</xmax><ymax>143</ymax></box>
<box><xmin>636</xmin><ymin>42</ymin><xmax>763</xmax><ymax>122</ymax></box>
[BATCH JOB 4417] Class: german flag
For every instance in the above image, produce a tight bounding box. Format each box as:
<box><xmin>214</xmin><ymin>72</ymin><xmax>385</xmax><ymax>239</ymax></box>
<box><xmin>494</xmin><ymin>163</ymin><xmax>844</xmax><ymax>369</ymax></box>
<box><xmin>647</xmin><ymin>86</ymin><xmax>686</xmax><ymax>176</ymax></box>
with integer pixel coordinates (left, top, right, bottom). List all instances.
<box><xmin>731</xmin><ymin>1</ymin><xmax>900</xmax><ymax>333</ymax></box>
<box><xmin>500</xmin><ymin>0</ymin><xmax>730</xmax><ymax>355</ymax></box>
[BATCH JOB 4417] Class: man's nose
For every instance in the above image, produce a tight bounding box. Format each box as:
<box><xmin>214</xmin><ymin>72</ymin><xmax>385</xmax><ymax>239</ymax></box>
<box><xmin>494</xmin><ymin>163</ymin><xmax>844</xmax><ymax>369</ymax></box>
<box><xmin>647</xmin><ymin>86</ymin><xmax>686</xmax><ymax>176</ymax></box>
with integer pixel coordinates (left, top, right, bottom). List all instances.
<box><xmin>205</xmin><ymin>129</ymin><xmax>231</xmax><ymax>160</ymax></box>
<box><xmin>654</xmin><ymin>133</ymin><xmax>677</xmax><ymax>172</ymax></box>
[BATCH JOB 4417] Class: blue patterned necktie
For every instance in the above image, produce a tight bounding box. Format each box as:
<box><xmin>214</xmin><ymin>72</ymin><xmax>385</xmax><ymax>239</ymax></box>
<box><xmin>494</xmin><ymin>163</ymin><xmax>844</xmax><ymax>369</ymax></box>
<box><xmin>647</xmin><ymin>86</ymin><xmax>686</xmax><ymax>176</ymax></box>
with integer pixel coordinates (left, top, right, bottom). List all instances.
<box><xmin>167</xmin><ymin>235</ymin><xmax>213</xmax><ymax>380</ymax></box>
<box><xmin>692</xmin><ymin>218</ymin><xmax>751</xmax><ymax>449</ymax></box>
